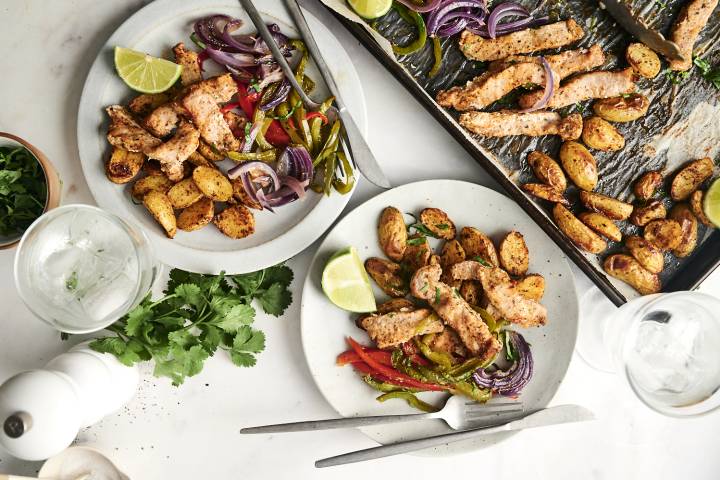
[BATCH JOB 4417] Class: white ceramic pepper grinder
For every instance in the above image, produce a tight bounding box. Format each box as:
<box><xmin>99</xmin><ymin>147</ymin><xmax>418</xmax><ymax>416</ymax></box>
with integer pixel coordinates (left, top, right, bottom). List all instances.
<box><xmin>0</xmin><ymin>341</ymin><xmax>139</xmax><ymax>461</ymax></box>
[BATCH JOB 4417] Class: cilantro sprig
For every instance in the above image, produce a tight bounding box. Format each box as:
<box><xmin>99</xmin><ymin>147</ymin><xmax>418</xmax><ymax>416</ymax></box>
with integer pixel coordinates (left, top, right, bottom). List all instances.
<box><xmin>694</xmin><ymin>57</ymin><xmax>720</xmax><ymax>90</ymax></box>
<box><xmin>90</xmin><ymin>264</ymin><xmax>293</xmax><ymax>386</ymax></box>
<box><xmin>0</xmin><ymin>146</ymin><xmax>47</xmax><ymax>236</ymax></box>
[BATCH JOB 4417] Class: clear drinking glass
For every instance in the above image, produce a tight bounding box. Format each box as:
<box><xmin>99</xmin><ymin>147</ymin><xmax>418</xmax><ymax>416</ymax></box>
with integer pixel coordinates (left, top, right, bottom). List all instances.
<box><xmin>577</xmin><ymin>288</ymin><xmax>720</xmax><ymax>417</ymax></box>
<box><xmin>14</xmin><ymin>204</ymin><xmax>158</xmax><ymax>333</ymax></box>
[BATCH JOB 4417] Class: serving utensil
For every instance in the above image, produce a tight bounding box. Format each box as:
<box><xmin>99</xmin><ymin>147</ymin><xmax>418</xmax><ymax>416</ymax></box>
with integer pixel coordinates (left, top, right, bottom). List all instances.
<box><xmin>600</xmin><ymin>0</ymin><xmax>684</xmax><ymax>61</ymax></box>
<box><xmin>238</xmin><ymin>0</ymin><xmax>391</xmax><ymax>189</ymax></box>
<box><xmin>241</xmin><ymin>396</ymin><xmax>523</xmax><ymax>434</ymax></box>
<box><xmin>315</xmin><ymin>404</ymin><xmax>595</xmax><ymax>467</ymax></box>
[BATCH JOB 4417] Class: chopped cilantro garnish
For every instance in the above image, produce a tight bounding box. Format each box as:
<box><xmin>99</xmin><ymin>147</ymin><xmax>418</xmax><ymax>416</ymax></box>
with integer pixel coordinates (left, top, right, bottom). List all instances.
<box><xmin>434</xmin><ymin>287</ymin><xmax>441</xmax><ymax>304</ymax></box>
<box><xmin>65</xmin><ymin>271</ymin><xmax>79</xmax><ymax>292</ymax></box>
<box><xmin>407</xmin><ymin>236</ymin><xmax>427</xmax><ymax>246</ymax></box>
<box><xmin>473</xmin><ymin>256</ymin><xmax>491</xmax><ymax>267</ymax></box>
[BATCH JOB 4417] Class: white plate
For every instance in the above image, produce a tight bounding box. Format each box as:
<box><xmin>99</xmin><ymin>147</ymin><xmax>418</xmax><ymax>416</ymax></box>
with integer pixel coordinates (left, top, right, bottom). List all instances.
<box><xmin>77</xmin><ymin>0</ymin><xmax>366</xmax><ymax>274</ymax></box>
<box><xmin>301</xmin><ymin>180</ymin><xmax>579</xmax><ymax>456</ymax></box>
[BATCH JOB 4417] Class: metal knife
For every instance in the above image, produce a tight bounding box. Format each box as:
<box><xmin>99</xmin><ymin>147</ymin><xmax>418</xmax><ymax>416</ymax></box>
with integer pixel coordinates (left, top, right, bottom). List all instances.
<box><xmin>601</xmin><ymin>0</ymin><xmax>684</xmax><ymax>61</ymax></box>
<box><xmin>315</xmin><ymin>405</ymin><xmax>595</xmax><ymax>468</ymax></box>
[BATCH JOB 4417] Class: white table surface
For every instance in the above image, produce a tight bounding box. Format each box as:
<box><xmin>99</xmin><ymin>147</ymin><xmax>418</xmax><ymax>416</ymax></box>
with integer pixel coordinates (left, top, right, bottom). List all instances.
<box><xmin>1</xmin><ymin>1</ymin><xmax>720</xmax><ymax>478</ymax></box>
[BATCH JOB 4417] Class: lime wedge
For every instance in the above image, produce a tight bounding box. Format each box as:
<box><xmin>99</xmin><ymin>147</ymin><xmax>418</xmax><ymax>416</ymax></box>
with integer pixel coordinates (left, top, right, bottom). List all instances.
<box><xmin>322</xmin><ymin>246</ymin><xmax>377</xmax><ymax>313</ymax></box>
<box><xmin>114</xmin><ymin>47</ymin><xmax>182</xmax><ymax>94</ymax></box>
<box><xmin>348</xmin><ymin>0</ymin><xmax>392</xmax><ymax>19</ymax></box>
<box><xmin>703</xmin><ymin>178</ymin><xmax>720</xmax><ymax>228</ymax></box>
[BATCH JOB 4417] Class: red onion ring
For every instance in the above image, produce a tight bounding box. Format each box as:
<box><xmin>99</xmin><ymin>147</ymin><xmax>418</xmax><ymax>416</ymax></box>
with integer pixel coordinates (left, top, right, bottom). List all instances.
<box><xmin>487</xmin><ymin>2</ymin><xmax>529</xmax><ymax>38</ymax></box>
<box><xmin>393</xmin><ymin>0</ymin><xmax>444</xmax><ymax>13</ymax></box>
<box><xmin>519</xmin><ymin>57</ymin><xmax>555</xmax><ymax>113</ymax></box>
<box><xmin>472</xmin><ymin>331</ymin><xmax>533</xmax><ymax>396</ymax></box>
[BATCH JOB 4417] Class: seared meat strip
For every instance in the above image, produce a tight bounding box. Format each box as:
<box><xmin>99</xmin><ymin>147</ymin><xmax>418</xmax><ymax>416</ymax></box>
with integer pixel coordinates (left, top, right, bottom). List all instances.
<box><xmin>144</xmin><ymin>103</ymin><xmax>183</xmax><ymax>137</ymax></box>
<box><xmin>106</xmin><ymin>105</ymin><xmax>162</xmax><ymax>154</ymax></box>
<box><xmin>459</xmin><ymin>20</ymin><xmax>584</xmax><ymax>61</ymax></box>
<box><xmin>192</xmin><ymin>73</ymin><xmax>237</xmax><ymax>104</ymax></box>
<box><xmin>459</xmin><ymin>111</ymin><xmax>583</xmax><ymax>140</ymax></box>
<box><xmin>518</xmin><ymin>68</ymin><xmax>636</xmax><ymax>110</ymax></box>
<box><xmin>450</xmin><ymin>261</ymin><xmax>547</xmax><ymax>327</ymax></box>
<box><xmin>439</xmin><ymin>46</ymin><xmax>605</xmax><ymax>111</ymax></box>
<box><xmin>128</xmin><ymin>92</ymin><xmax>171</xmax><ymax>117</ymax></box>
<box><xmin>360</xmin><ymin>308</ymin><xmax>443</xmax><ymax>349</ymax></box>
<box><xmin>146</xmin><ymin>121</ymin><xmax>200</xmax><ymax>181</ymax></box>
<box><xmin>181</xmin><ymin>74</ymin><xmax>240</xmax><ymax>152</ymax></box>
<box><xmin>173</xmin><ymin>42</ymin><xmax>203</xmax><ymax>85</ymax></box>
<box><xmin>410</xmin><ymin>265</ymin><xmax>501</xmax><ymax>361</ymax></box>
<box><xmin>669</xmin><ymin>0</ymin><xmax>719</xmax><ymax>70</ymax></box>
<box><xmin>431</xmin><ymin>327</ymin><xmax>468</xmax><ymax>359</ymax></box>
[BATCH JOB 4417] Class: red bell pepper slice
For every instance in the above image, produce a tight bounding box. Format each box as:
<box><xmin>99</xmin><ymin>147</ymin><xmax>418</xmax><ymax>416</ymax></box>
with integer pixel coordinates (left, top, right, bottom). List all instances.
<box><xmin>305</xmin><ymin>111</ymin><xmax>329</xmax><ymax>125</ymax></box>
<box><xmin>264</xmin><ymin>120</ymin><xmax>290</xmax><ymax>147</ymax></box>
<box><xmin>337</xmin><ymin>349</ymin><xmax>392</xmax><ymax>367</ymax></box>
<box><xmin>236</xmin><ymin>82</ymin><xmax>260</xmax><ymax>118</ymax></box>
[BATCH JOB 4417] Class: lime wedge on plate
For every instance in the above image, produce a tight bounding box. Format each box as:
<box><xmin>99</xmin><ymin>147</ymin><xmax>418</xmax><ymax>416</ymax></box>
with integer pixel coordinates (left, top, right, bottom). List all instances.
<box><xmin>114</xmin><ymin>46</ymin><xmax>182</xmax><ymax>94</ymax></box>
<box><xmin>322</xmin><ymin>246</ymin><xmax>376</xmax><ymax>312</ymax></box>
<box><xmin>704</xmin><ymin>178</ymin><xmax>720</xmax><ymax>228</ymax></box>
<box><xmin>348</xmin><ymin>0</ymin><xmax>392</xmax><ymax>19</ymax></box>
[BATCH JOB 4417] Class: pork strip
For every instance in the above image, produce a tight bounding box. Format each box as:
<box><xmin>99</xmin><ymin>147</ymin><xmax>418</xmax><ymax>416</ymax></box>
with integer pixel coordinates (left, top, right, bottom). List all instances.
<box><xmin>144</xmin><ymin>103</ymin><xmax>183</xmax><ymax>137</ymax></box>
<box><xmin>106</xmin><ymin>105</ymin><xmax>162</xmax><ymax>154</ymax></box>
<box><xmin>669</xmin><ymin>0</ymin><xmax>719</xmax><ymax>70</ymax></box>
<box><xmin>146</xmin><ymin>121</ymin><xmax>200</xmax><ymax>181</ymax></box>
<box><xmin>431</xmin><ymin>327</ymin><xmax>468</xmax><ymax>359</ymax></box>
<box><xmin>182</xmin><ymin>81</ymin><xmax>240</xmax><ymax>152</ymax></box>
<box><xmin>173</xmin><ymin>42</ymin><xmax>203</xmax><ymax>85</ymax></box>
<box><xmin>488</xmin><ymin>45</ymin><xmax>606</xmax><ymax>79</ymax></box>
<box><xmin>360</xmin><ymin>308</ymin><xmax>443</xmax><ymax>349</ymax></box>
<box><xmin>459</xmin><ymin>111</ymin><xmax>583</xmax><ymax>140</ymax></box>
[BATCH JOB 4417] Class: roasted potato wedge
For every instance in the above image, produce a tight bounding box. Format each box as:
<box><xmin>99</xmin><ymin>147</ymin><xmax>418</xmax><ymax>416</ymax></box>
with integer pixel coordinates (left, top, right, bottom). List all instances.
<box><xmin>626</xmin><ymin>43</ymin><xmax>661</xmax><ymax>78</ymax></box>
<box><xmin>143</xmin><ymin>190</ymin><xmax>176</xmax><ymax>238</ymax></box>
<box><xmin>559</xmin><ymin>141</ymin><xmax>598</xmax><ymax>191</ymax></box>
<box><xmin>192</xmin><ymin>166</ymin><xmax>232</xmax><ymax>202</ymax></box>
<box><xmin>671</xmin><ymin>158</ymin><xmax>714</xmax><ymax>201</ymax></box>
<box><xmin>131</xmin><ymin>174</ymin><xmax>173</xmax><ymax>200</ymax></box>
<box><xmin>604</xmin><ymin>254</ymin><xmax>661</xmax><ymax>295</ymax></box>
<box><xmin>579</xmin><ymin>191</ymin><xmax>633</xmax><ymax>220</ymax></box>
<box><xmin>106</xmin><ymin>148</ymin><xmax>144</xmax><ymax>184</ymax></box>
<box><xmin>177</xmin><ymin>197</ymin><xmax>214</xmax><ymax>232</ymax></box>
<box><xmin>581</xmin><ymin>116</ymin><xmax>625</xmax><ymax>152</ymax></box>
<box><xmin>690</xmin><ymin>190</ymin><xmax>714</xmax><ymax>227</ymax></box>
<box><xmin>633</xmin><ymin>171</ymin><xmax>663</xmax><ymax>201</ymax></box>
<box><xmin>527</xmin><ymin>151</ymin><xmax>566</xmax><ymax>192</ymax></box>
<box><xmin>625</xmin><ymin>236</ymin><xmax>664</xmax><ymax>274</ymax></box>
<box><xmin>377</xmin><ymin>298</ymin><xmax>415</xmax><ymax>314</ymax></box>
<box><xmin>231</xmin><ymin>178</ymin><xmax>262</xmax><ymax>210</ymax></box>
<box><xmin>429</xmin><ymin>254</ymin><xmax>441</xmax><ymax>266</ymax></box>
<box><xmin>643</xmin><ymin>219</ymin><xmax>682</xmax><ymax>251</ymax></box>
<box><xmin>365</xmin><ymin>257</ymin><xmax>408</xmax><ymax>298</ymax></box>
<box><xmin>558</xmin><ymin>113</ymin><xmax>584</xmax><ymax>141</ymax></box>
<box><xmin>197</xmin><ymin>140</ymin><xmax>225</xmax><ymax>162</ymax></box>
<box><xmin>378</xmin><ymin>207</ymin><xmax>407</xmax><ymax>262</ymax></box>
<box><xmin>167</xmin><ymin>178</ymin><xmax>204</xmax><ymax>209</ymax></box>
<box><xmin>630</xmin><ymin>200</ymin><xmax>667</xmax><ymax>227</ymax></box>
<box><xmin>213</xmin><ymin>204</ymin><xmax>255</xmax><ymax>239</ymax></box>
<box><xmin>521</xmin><ymin>183</ymin><xmax>569</xmax><ymax>204</ymax></box>
<box><xmin>578</xmin><ymin>212</ymin><xmax>622</xmax><ymax>242</ymax></box>
<box><xmin>403</xmin><ymin>234</ymin><xmax>432</xmax><ymax>274</ymax></box>
<box><xmin>440</xmin><ymin>239</ymin><xmax>466</xmax><ymax>268</ymax></box>
<box><xmin>516</xmin><ymin>274</ymin><xmax>545</xmax><ymax>301</ymax></box>
<box><xmin>669</xmin><ymin>204</ymin><xmax>698</xmax><ymax>258</ymax></box>
<box><xmin>143</xmin><ymin>159</ymin><xmax>163</xmax><ymax>176</ymax></box>
<box><xmin>459</xmin><ymin>281</ymin><xmax>482</xmax><ymax>306</ymax></box>
<box><xmin>419</xmin><ymin>207</ymin><xmax>456</xmax><ymax>240</ymax></box>
<box><xmin>499</xmin><ymin>231</ymin><xmax>529</xmax><ymax>276</ymax></box>
<box><xmin>592</xmin><ymin>94</ymin><xmax>650</xmax><ymax>123</ymax></box>
<box><xmin>459</xmin><ymin>227</ymin><xmax>499</xmax><ymax>266</ymax></box>
<box><xmin>187</xmin><ymin>151</ymin><xmax>216</xmax><ymax>169</ymax></box>
<box><xmin>553</xmin><ymin>204</ymin><xmax>607</xmax><ymax>254</ymax></box>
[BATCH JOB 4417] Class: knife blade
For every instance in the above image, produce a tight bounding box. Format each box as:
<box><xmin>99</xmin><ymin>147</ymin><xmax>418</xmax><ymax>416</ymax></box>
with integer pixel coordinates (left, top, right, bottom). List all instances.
<box><xmin>315</xmin><ymin>405</ymin><xmax>595</xmax><ymax>468</ymax></box>
<box><xmin>601</xmin><ymin>0</ymin><xmax>685</xmax><ymax>61</ymax></box>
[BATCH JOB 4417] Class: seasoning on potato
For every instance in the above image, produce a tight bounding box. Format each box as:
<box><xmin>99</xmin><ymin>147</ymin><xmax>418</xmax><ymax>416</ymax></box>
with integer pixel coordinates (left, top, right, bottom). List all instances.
<box><xmin>553</xmin><ymin>204</ymin><xmax>607</xmax><ymax>254</ymax></box>
<box><xmin>403</xmin><ymin>234</ymin><xmax>432</xmax><ymax>274</ymax></box>
<box><xmin>527</xmin><ymin>151</ymin><xmax>566</xmax><ymax>192</ymax></box>
<box><xmin>516</xmin><ymin>274</ymin><xmax>545</xmax><ymax>301</ymax></box>
<box><xmin>499</xmin><ymin>231</ymin><xmax>529</xmax><ymax>276</ymax></box>
<box><xmin>603</xmin><ymin>254</ymin><xmax>661</xmax><ymax>295</ymax></box>
<box><xmin>690</xmin><ymin>190</ymin><xmax>714</xmax><ymax>227</ymax></box>
<box><xmin>521</xmin><ymin>183</ymin><xmax>569</xmax><ymax>204</ymax></box>
<box><xmin>581</xmin><ymin>116</ymin><xmax>625</xmax><ymax>152</ymax></box>
<box><xmin>193</xmin><ymin>166</ymin><xmax>232</xmax><ymax>202</ymax></box>
<box><xmin>232</xmin><ymin>177</ymin><xmax>262</xmax><ymax>210</ymax></box>
<box><xmin>669</xmin><ymin>204</ymin><xmax>698</xmax><ymax>258</ymax></box>
<box><xmin>578</xmin><ymin>212</ymin><xmax>622</xmax><ymax>242</ymax></box>
<box><xmin>167</xmin><ymin>178</ymin><xmax>204</xmax><ymax>209</ymax></box>
<box><xmin>106</xmin><ymin>148</ymin><xmax>144</xmax><ymax>184</ymax></box>
<box><xmin>419</xmin><ymin>207</ymin><xmax>456</xmax><ymax>240</ymax></box>
<box><xmin>625</xmin><ymin>235</ymin><xmax>664</xmax><ymax>274</ymax></box>
<box><xmin>143</xmin><ymin>190</ymin><xmax>176</xmax><ymax>238</ymax></box>
<box><xmin>633</xmin><ymin>171</ymin><xmax>663</xmax><ymax>201</ymax></box>
<box><xmin>626</xmin><ymin>43</ymin><xmax>661</xmax><ymax>78</ymax></box>
<box><xmin>630</xmin><ymin>200</ymin><xmax>667</xmax><ymax>227</ymax></box>
<box><xmin>213</xmin><ymin>204</ymin><xmax>255</xmax><ymax>239</ymax></box>
<box><xmin>592</xmin><ymin>94</ymin><xmax>650</xmax><ymax>123</ymax></box>
<box><xmin>579</xmin><ymin>191</ymin><xmax>633</xmax><ymax>220</ymax></box>
<box><xmin>459</xmin><ymin>281</ymin><xmax>481</xmax><ymax>306</ymax></box>
<box><xmin>559</xmin><ymin>141</ymin><xmax>598</xmax><ymax>191</ymax></box>
<box><xmin>440</xmin><ymin>239</ymin><xmax>466</xmax><ymax>268</ymax></box>
<box><xmin>459</xmin><ymin>226</ymin><xmax>499</xmax><ymax>266</ymax></box>
<box><xmin>670</xmin><ymin>157</ymin><xmax>714</xmax><ymax>201</ymax></box>
<box><xmin>132</xmin><ymin>174</ymin><xmax>173</xmax><ymax>200</ymax></box>
<box><xmin>365</xmin><ymin>257</ymin><xmax>409</xmax><ymax>298</ymax></box>
<box><xmin>378</xmin><ymin>206</ymin><xmax>407</xmax><ymax>262</ymax></box>
<box><xmin>177</xmin><ymin>197</ymin><xmax>214</xmax><ymax>232</ymax></box>
<box><xmin>643</xmin><ymin>219</ymin><xmax>683</xmax><ymax>251</ymax></box>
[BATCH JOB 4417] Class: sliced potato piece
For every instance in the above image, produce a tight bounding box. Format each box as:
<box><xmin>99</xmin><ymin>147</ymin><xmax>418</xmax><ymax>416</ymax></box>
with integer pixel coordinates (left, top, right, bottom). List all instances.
<box><xmin>690</xmin><ymin>190</ymin><xmax>714</xmax><ymax>227</ymax></box>
<box><xmin>516</xmin><ymin>274</ymin><xmax>545</xmax><ymax>301</ymax></box>
<box><xmin>578</xmin><ymin>212</ymin><xmax>622</xmax><ymax>242</ymax></box>
<box><xmin>459</xmin><ymin>226</ymin><xmax>499</xmax><ymax>266</ymax></box>
<box><xmin>187</xmin><ymin>151</ymin><xmax>216</xmax><ymax>169</ymax></box>
<box><xmin>579</xmin><ymin>191</ymin><xmax>633</xmax><ymax>220</ymax></box>
<box><xmin>581</xmin><ymin>116</ymin><xmax>625</xmax><ymax>152</ymax></box>
<box><xmin>177</xmin><ymin>197</ymin><xmax>214</xmax><ymax>232</ymax></box>
<box><xmin>521</xmin><ymin>183</ymin><xmax>569</xmax><ymax>204</ymax></box>
<box><xmin>419</xmin><ymin>207</ymin><xmax>456</xmax><ymax>240</ymax></box>
<box><xmin>213</xmin><ymin>204</ymin><xmax>255</xmax><ymax>239</ymax></box>
<box><xmin>459</xmin><ymin>281</ymin><xmax>482</xmax><ymax>306</ymax></box>
<box><xmin>633</xmin><ymin>171</ymin><xmax>663</xmax><ymax>201</ymax></box>
<box><xmin>143</xmin><ymin>190</ymin><xmax>176</xmax><ymax>238</ymax></box>
<box><xmin>365</xmin><ymin>257</ymin><xmax>408</xmax><ymax>298</ymax></box>
<box><xmin>643</xmin><ymin>219</ymin><xmax>682</xmax><ymax>251</ymax></box>
<box><xmin>167</xmin><ymin>178</ymin><xmax>204</xmax><ymax>209</ymax></box>
<box><xmin>143</xmin><ymin>159</ymin><xmax>163</xmax><ymax>176</ymax></box>
<box><xmin>439</xmin><ymin>239</ymin><xmax>466</xmax><ymax>269</ymax></box>
<box><xmin>106</xmin><ymin>148</ymin><xmax>145</xmax><ymax>184</ymax></box>
<box><xmin>231</xmin><ymin>178</ymin><xmax>262</xmax><ymax>210</ymax></box>
<box><xmin>626</xmin><ymin>43</ymin><xmax>661</xmax><ymax>78</ymax></box>
<box><xmin>625</xmin><ymin>235</ymin><xmax>664</xmax><ymax>274</ymax></box>
<box><xmin>593</xmin><ymin>94</ymin><xmax>650</xmax><ymax>123</ymax></box>
<box><xmin>604</xmin><ymin>254</ymin><xmax>661</xmax><ymax>295</ymax></box>
<box><xmin>553</xmin><ymin>204</ymin><xmax>607</xmax><ymax>254</ymax></box>
<box><xmin>527</xmin><ymin>151</ymin><xmax>566</xmax><ymax>192</ymax></box>
<box><xmin>671</xmin><ymin>158</ymin><xmax>714</xmax><ymax>201</ymax></box>
<box><xmin>499</xmin><ymin>231</ymin><xmax>529</xmax><ymax>276</ymax></box>
<box><xmin>192</xmin><ymin>166</ymin><xmax>232</xmax><ymax>202</ymax></box>
<box><xmin>559</xmin><ymin>141</ymin><xmax>598</xmax><ymax>191</ymax></box>
<box><xmin>669</xmin><ymin>204</ymin><xmax>698</xmax><ymax>258</ymax></box>
<box><xmin>378</xmin><ymin>206</ymin><xmax>407</xmax><ymax>262</ymax></box>
<box><xmin>403</xmin><ymin>234</ymin><xmax>432</xmax><ymax>275</ymax></box>
<box><xmin>630</xmin><ymin>200</ymin><xmax>667</xmax><ymax>227</ymax></box>
<box><xmin>132</xmin><ymin>174</ymin><xmax>173</xmax><ymax>200</ymax></box>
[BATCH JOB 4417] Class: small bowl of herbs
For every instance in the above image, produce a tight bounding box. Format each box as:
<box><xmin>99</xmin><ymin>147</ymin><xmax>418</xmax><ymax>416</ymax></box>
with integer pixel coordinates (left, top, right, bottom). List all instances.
<box><xmin>0</xmin><ymin>132</ymin><xmax>61</xmax><ymax>249</ymax></box>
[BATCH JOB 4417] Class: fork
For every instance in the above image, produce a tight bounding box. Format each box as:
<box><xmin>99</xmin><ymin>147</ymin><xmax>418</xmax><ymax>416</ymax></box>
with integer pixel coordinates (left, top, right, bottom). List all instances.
<box><xmin>240</xmin><ymin>396</ymin><xmax>523</xmax><ymax>434</ymax></box>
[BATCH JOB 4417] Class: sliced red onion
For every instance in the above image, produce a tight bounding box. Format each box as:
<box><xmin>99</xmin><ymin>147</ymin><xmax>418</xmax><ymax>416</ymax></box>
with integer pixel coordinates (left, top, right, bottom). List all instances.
<box><xmin>277</xmin><ymin>145</ymin><xmax>314</xmax><ymax>183</ymax></box>
<box><xmin>487</xmin><ymin>2</ymin><xmax>529</xmax><ymax>38</ymax></box>
<box><xmin>472</xmin><ymin>331</ymin><xmax>533</xmax><ymax>396</ymax></box>
<box><xmin>256</xmin><ymin>64</ymin><xmax>285</xmax><ymax>91</ymax></box>
<box><xmin>260</xmin><ymin>78</ymin><xmax>291</xmax><ymax>111</ymax></box>
<box><xmin>255</xmin><ymin>188</ymin><xmax>274</xmax><ymax>212</ymax></box>
<box><xmin>194</xmin><ymin>15</ymin><xmax>231</xmax><ymax>50</ymax></box>
<box><xmin>204</xmin><ymin>47</ymin><xmax>257</xmax><ymax>68</ymax></box>
<box><xmin>427</xmin><ymin>1</ymin><xmax>488</xmax><ymax>37</ymax></box>
<box><xmin>519</xmin><ymin>57</ymin><xmax>555</xmax><ymax>113</ymax></box>
<box><xmin>222</xmin><ymin>19</ymin><xmax>263</xmax><ymax>54</ymax></box>
<box><xmin>436</xmin><ymin>17</ymin><xmax>469</xmax><ymax>37</ymax></box>
<box><xmin>276</xmin><ymin>175</ymin><xmax>306</xmax><ymax>200</ymax></box>
<box><xmin>241</xmin><ymin>122</ymin><xmax>263</xmax><ymax>153</ymax></box>
<box><xmin>227</xmin><ymin>161</ymin><xmax>280</xmax><ymax>189</ymax></box>
<box><xmin>393</xmin><ymin>0</ymin><xmax>443</xmax><ymax>13</ymax></box>
<box><xmin>466</xmin><ymin>14</ymin><xmax>549</xmax><ymax>37</ymax></box>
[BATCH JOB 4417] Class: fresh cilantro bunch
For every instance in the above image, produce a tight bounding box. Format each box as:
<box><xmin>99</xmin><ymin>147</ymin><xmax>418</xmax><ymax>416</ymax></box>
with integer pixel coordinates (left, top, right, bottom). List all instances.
<box><xmin>694</xmin><ymin>57</ymin><xmax>720</xmax><ymax>90</ymax></box>
<box><xmin>0</xmin><ymin>146</ymin><xmax>47</xmax><ymax>236</ymax></box>
<box><xmin>90</xmin><ymin>264</ymin><xmax>293</xmax><ymax>386</ymax></box>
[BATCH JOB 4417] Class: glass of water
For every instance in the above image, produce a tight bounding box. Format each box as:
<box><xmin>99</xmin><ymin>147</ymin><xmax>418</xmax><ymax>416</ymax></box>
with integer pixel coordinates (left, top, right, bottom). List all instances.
<box><xmin>14</xmin><ymin>204</ymin><xmax>158</xmax><ymax>333</ymax></box>
<box><xmin>578</xmin><ymin>288</ymin><xmax>720</xmax><ymax>417</ymax></box>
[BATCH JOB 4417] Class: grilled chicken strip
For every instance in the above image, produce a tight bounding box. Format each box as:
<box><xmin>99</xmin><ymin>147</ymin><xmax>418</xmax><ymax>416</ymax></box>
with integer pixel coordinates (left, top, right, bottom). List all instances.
<box><xmin>518</xmin><ymin>68</ymin><xmax>636</xmax><ymax>110</ymax></box>
<box><xmin>144</xmin><ymin>103</ymin><xmax>183</xmax><ymax>137</ymax></box>
<box><xmin>669</xmin><ymin>0</ymin><xmax>719</xmax><ymax>70</ymax></box>
<box><xmin>146</xmin><ymin>121</ymin><xmax>200</xmax><ymax>181</ymax></box>
<box><xmin>410</xmin><ymin>265</ymin><xmax>501</xmax><ymax>361</ymax></box>
<box><xmin>431</xmin><ymin>327</ymin><xmax>468</xmax><ymax>359</ymax></box>
<box><xmin>360</xmin><ymin>308</ymin><xmax>443</xmax><ymax>349</ymax></box>
<box><xmin>439</xmin><ymin>46</ymin><xmax>605</xmax><ymax>111</ymax></box>
<box><xmin>106</xmin><ymin>105</ymin><xmax>162</xmax><ymax>154</ymax></box>
<box><xmin>181</xmin><ymin>74</ymin><xmax>240</xmax><ymax>152</ymax></box>
<box><xmin>173</xmin><ymin>42</ymin><xmax>203</xmax><ymax>86</ymax></box>
<box><xmin>450</xmin><ymin>261</ymin><xmax>547</xmax><ymax>328</ymax></box>
<box><xmin>128</xmin><ymin>92</ymin><xmax>171</xmax><ymax>117</ymax></box>
<box><xmin>459</xmin><ymin>20</ymin><xmax>584</xmax><ymax>62</ymax></box>
<box><xmin>459</xmin><ymin>111</ymin><xmax>583</xmax><ymax>140</ymax></box>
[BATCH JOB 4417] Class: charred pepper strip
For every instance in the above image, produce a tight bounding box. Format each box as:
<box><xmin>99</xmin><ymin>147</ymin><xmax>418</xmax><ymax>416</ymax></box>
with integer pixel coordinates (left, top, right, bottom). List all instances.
<box><xmin>251</xmin><ymin>108</ymin><xmax>274</xmax><ymax>151</ymax></box>
<box><xmin>429</xmin><ymin>37</ymin><xmax>443</xmax><ymax>78</ymax></box>
<box><xmin>391</xmin><ymin>4</ymin><xmax>427</xmax><ymax>56</ymax></box>
<box><xmin>314</xmin><ymin>120</ymin><xmax>341</xmax><ymax>167</ymax></box>
<box><xmin>449</xmin><ymin>381</ymin><xmax>492</xmax><ymax>403</ymax></box>
<box><xmin>377</xmin><ymin>391</ymin><xmax>439</xmax><ymax>413</ymax></box>
<box><xmin>323</xmin><ymin>152</ymin><xmax>337</xmax><ymax>195</ymax></box>
<box><xmin>415</xmin><ymin>334</ymin><xmax>454</xmax><ymax>371</ymax></box>
<box><xmin>362</xmin><ymin>375</ymin><xmax>420</xmax><ymax>393</ymax></box>
<box><xmin>227</xmin><ymin>150</ymin><xmax>276</xmax><ymax>162</ymax></box>
<box><xmin>332</xmin><ymin>151</ymin><xmax>355</xmax><ymax>194</ymax></box>
<box><xmin>310</xmin><ymin>97</ymin><xmax>334</xmax><ymax>155</ymax></box>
